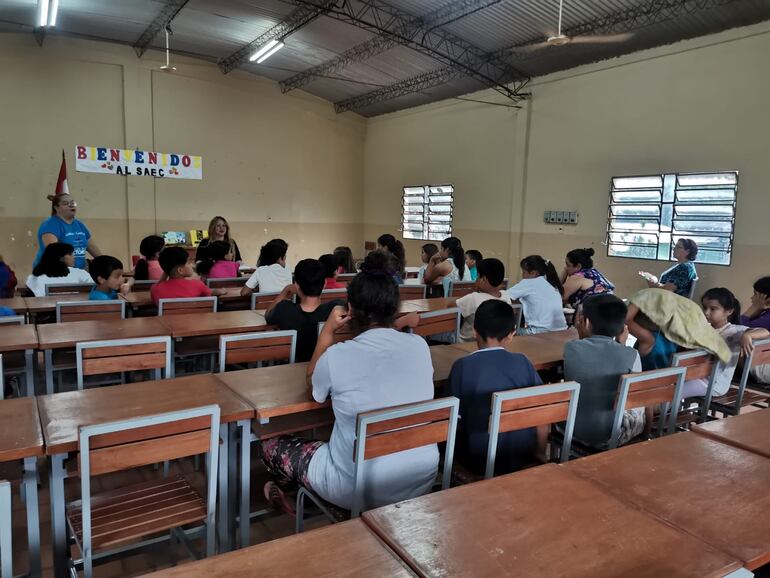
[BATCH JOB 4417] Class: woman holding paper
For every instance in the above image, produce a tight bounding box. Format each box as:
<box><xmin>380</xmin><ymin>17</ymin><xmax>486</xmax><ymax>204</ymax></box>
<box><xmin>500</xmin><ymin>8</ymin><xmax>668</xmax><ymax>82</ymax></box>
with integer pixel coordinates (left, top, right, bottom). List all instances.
<box><xmin>33</xmin><ymin>191</ymin><xmax>101</xmax><ymax>270</ymax></box>
<box><xmin>639</xmin><ymin>238</ymin><xmax>698</xmax><ymax>298</ymax></box>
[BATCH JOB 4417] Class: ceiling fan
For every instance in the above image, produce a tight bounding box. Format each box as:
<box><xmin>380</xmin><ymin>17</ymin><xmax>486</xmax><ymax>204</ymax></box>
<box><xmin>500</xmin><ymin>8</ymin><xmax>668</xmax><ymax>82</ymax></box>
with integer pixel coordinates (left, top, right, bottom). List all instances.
<box><xmin>517</xmin><ymin>0</ymin><xmax>633</xmax><ymax>52</ymax></box>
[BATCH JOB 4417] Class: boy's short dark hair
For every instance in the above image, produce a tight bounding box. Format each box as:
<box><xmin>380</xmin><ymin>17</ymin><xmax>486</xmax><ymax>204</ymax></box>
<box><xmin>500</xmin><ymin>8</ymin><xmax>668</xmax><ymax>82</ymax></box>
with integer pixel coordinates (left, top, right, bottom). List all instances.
<box><xmin>294</xmin><ymin>259</ymin><xmax>326</xmax><ymax>297</ymax></box>
<box><xmin>582</xmin><ymin>294</ymin><xmax>627</xmax><ymax>338</ymax></box>
<box><xmin>466</xmin><ymin>249</ymin><xmax>483</xmax><ymax>263</ymax></box>
<box><xmin>474</xmin><ymin>300</ymin><xmax>517</xmax><ymax>340</ymax></box>
<box><xmin>90</xmin><ymin>255</ymin><xmax>123</xmax><ymax>284</ymax></box>
<box><xmin>476</xmin><ymin>258</ymin><xmax>504</xmax><ymax>287</ymax></box>
<box><xmin>318</xmin><ymin>254</ymin><xmax>338</xmax><ymax>278</ymax></box>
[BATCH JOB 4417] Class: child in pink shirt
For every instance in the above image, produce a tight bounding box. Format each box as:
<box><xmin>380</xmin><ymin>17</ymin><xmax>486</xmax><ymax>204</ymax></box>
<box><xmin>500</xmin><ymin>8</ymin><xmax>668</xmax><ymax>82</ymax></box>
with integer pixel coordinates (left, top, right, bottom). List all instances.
<box><xmin>196</xmin><ymin>240</ymin><xmax>240</xmax><ymax>280</ymax></box>
<box><xmin>151</xmin><ymin>246</ymin><xmax>226</xmax><ymax>305</ymax></box>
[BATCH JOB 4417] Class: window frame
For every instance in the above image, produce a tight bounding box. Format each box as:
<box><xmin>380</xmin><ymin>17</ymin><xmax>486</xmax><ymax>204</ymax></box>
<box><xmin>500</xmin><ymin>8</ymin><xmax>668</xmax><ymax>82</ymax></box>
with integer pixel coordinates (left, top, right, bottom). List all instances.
<box><xmin>605</xmin><ymin>170</ymin><xmax>738</xmax><ymax>267</ymax></box>
<box><xmin>401</xmin><ymin>183</ymin><xmax>454</xmax><ymax>242</ymax></box>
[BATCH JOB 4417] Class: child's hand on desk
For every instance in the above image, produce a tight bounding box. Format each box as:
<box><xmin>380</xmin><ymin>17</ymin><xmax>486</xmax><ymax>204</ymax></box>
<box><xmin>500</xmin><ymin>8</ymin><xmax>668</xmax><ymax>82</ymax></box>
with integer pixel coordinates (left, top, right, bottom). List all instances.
<box><xmin>394</xmin><ymin>312</ymin><xmax>420</xmax><ymax>331</ymax></box>
<box><xmin>211</xmin><ymin>288</ymin><xmax>227</xmax><ymax>296</ymax></box>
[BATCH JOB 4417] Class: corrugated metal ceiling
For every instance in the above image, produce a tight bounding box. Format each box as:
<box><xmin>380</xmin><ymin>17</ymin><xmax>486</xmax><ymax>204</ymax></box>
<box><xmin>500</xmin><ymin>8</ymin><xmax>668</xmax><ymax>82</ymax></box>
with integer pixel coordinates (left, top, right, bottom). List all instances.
<box><xmin>1</xmin><ymin>0</ymin><xmax>768</xmax><ymax>116</ymax></box>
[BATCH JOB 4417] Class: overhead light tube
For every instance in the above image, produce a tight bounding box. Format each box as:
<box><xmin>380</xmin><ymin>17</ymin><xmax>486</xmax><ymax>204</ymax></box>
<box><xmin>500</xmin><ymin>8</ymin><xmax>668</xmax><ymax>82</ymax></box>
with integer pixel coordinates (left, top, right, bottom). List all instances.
<box><xmin>249</xmin><ymin>39</ymin><xmax>284</xmax><ymax>63</ymax></box>
<box><xmin>256</xmin><ymin>41</ymin><xmax>284</xmax><ymax>63</ymax></box>
<box><xmin>48</xmin><ymin>0</ymin><xmax>58</xmax><ymax>26</ymax></box>
<box><xmin>37</xmin><ymin>0</ymin><xmax>49</xmax><ymax>27</ymax></box>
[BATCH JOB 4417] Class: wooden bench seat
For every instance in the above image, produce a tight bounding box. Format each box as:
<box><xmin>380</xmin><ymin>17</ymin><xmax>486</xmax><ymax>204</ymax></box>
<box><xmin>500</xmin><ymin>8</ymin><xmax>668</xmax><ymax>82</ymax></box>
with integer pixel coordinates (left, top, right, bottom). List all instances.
<box><xmin>711</xmin><ymin>386</ymin><xmax>770</xmax><ymax>412</ymax></box>
<box><xmin>67</xmin><ymin>475</ymin><xmax>206</xmax><ymax>551</ymax></box>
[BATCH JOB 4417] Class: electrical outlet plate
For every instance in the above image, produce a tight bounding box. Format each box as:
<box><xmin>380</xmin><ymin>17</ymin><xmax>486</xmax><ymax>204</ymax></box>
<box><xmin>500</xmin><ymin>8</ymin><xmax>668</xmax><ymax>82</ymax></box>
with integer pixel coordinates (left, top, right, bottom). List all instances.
<box><xmin>544</xmin><ymin>210</ymin><xmax>578</xmax><ymax>225</ymax></box>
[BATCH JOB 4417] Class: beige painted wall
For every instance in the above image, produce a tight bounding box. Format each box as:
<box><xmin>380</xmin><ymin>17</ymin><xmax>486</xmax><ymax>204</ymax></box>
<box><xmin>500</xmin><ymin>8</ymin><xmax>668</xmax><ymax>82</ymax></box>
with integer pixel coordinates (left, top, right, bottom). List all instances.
<box><xmin>0</xmin><ymin>34</ymin><xmax>366</xmax><ymax>278</ymax></box>
<box><xmin>364</xmin><ymin>21</ymin><xmax>770</xmax><ymax>301</ymax></box>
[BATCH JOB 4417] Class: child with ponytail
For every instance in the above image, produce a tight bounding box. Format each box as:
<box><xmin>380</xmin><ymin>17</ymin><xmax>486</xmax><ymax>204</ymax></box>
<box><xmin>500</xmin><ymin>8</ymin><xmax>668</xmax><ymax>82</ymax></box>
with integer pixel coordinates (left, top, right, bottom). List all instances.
<box><xmin>423</xmin><ymin>236</ymin><xmax>470</xmax><ymax>285</ymax></box>
<box><xmin>134</xmin><ymin>235</ymin><xmax>165</xmax><ymax>281</ymax></box>
<box><xmin>195</xmin><ymin>240</ymin><xmax>240</xmax><ymax>280</ymax></box>
<box><xmin>506</xmin><ymin>255</ymin><xmax>568</xmax><ymax>334</ymax></box>
<box><xmin>376</xmin><ymin>234</ymin><xmax>406</xmax><ymax>282</ymax></box>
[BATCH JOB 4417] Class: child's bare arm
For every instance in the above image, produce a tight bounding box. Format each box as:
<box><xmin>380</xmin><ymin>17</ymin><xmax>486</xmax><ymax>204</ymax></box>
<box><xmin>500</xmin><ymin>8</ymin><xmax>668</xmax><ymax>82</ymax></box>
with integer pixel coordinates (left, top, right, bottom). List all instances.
<box><xmin>626</xmin><ymin>304</ymin><xmax>655</xmax><ymax>356</ymax></box>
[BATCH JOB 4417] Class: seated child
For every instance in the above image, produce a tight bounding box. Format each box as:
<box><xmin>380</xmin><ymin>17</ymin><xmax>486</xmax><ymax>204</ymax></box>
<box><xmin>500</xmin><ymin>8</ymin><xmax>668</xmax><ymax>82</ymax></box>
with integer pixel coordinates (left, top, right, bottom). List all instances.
<box><xmin>455</xmin><ymin>258</ymin><xmax>511</xmax><ymax>342</ymax></box>
<box><xmin>506</xmin><ymin>255</ymin><xmax>568</xmax><ymax>335</ymax></box>
<box><xmin>241</xmin><ymin>239</ymin><xmax>292</xmax><ymax>296</ymax></box>
<box><xmin>447</xmin><ymin>299</ymin><xmax>544</xmax><ymax>475</ymax></box>
<box><xmin>89</xmin><ymin>255</ymin><xmax>128</xmax><ymax>300</ymax></box>
<box><xmin>264</xmin><ymin>259</ymin><xmax>346</xmax><ymax>362</ymax></box>
<box><xmin>195</xmin><ymin>240</ymin><xmax>240</xmax><ymax>280</ymax></box>
<box><xmin>681</xmin><ymin>287</ymin><xmax>769</xmax><ymax>398</ymax></box>
<box><xmin>564</xmin><ymin>294</ymin><xmax>647</xmax><ymax>448</ymax></box>
<box><xmin>333</xmin><ymin>246</ymin><xmax>355</xmax><ymax>274</ymax></box>
<box><xmin>0</xmin><ymin>255</ymin><xmax>17</xmax><ymax>298</ymax></box>
<box><xmin>319</xmin><ymin>254</ymin><xmax>345</xmax><ymax>289</ymax></box>
<box><xmin>741</xmin><ymin>276</ymin><xmax>770</xmax><ymax>383</ymax></box>
<box><xmin>134</xmin><ymin>235</ymin><xmax>165</xmax><ymax>281</ymax></box>
<box><xmin>26</xmin><ymin>242</ymin><xmax>93</xmax><ymax>297</ymax></box>
<box><xmin>465</xmin><ymin>250</ymin><xmax>483</xmax><ymax>282</ymax></box>
<box><xmin>417</xmin><ymin>243</ymin><xmax>438</xmax><ymax>284</ymax></box>
<box><xmin>150</xmin><ymin>246</ymin><xmax>225</xmax><ymax>305</ymax></box>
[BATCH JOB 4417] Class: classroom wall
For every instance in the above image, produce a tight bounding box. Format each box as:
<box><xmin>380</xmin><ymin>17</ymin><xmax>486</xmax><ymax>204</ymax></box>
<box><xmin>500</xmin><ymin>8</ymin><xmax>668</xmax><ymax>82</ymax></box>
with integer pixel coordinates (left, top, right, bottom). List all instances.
<box><xmin>364</xmin><ymin>21</ymin><xmax>770</xmax><ymax>299</ymax></box>
<box><xmin>0</xmin><ymin>34</ymin><xmax>366</xmax><ymax>279</ymax></box>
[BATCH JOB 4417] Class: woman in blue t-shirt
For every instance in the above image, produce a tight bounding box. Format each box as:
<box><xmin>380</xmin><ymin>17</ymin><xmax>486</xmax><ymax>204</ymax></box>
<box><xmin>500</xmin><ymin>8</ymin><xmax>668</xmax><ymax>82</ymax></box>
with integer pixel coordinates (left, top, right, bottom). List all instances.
<box><xmin>34</xmin><ymin>193</ymin><xmax>101</xmax><ymax>270</ymax></box>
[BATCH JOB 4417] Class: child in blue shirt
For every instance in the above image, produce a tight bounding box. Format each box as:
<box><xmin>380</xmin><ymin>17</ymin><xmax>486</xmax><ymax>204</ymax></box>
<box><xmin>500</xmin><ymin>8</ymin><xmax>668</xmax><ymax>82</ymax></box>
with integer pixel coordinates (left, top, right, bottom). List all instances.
<box><xmin>465</xmin><ymin>250</ymin><xmax>482</xmax><ymax>282</ymax></box>
<box><xmin>89</xmin><ymin>255</ymin><xmax>127</xmax><ymax>300</ymax></box>
<box><xmin>446</xmin><ymin>299</ymin><xmax>544</xmax><ymax>476</ymax></box>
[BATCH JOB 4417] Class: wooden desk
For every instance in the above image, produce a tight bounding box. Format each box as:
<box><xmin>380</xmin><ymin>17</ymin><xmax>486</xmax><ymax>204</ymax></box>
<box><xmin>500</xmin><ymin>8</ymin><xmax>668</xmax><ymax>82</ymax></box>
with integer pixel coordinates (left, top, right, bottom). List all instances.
<box><xmin>691</xmin><ymin>409</ymin><xmax>770</xmax><ymax>458</ymax></box>
<box><xmin>0</xmin><ymin>296</ymin><xmax>28</xmax><ymax>315</ymax></box>
<box><xmin>451</xmin><ymin>328</ymin><xmax>578</xmax><ymax>370</ymax></box>
<box><xmin>401</xmin><ymin>297</ymin><xmax>456</xmax><ymax>313</ymax></box>
<box><xmin>0</xmin><ymin>325</ymin><xmax>38</xmax><ymax>396</ymax></box>
<box><xmin>145</xmin><ymin>519</ymin><xmax>413</xmax><ymax>577</ymax></box>
<box><xmin>567</xmin><ymin>432</ymin><xmax>770</xmax><ymax>570</ymax></box>
<box><xmin>36</xmin><ymin>317</ymin><xmax>171</xmax><ymax>394</ymax></box>
<box><xmin>0</xmin><ymin>397</ymin><xmax>44</xmax><ymax>576</ymax></box>
<box><xmin>430</xmin><ymin>345</ymin><xmax>465</xmax><ymax>388</ymax></box>
<box><xmin>24</xmin><ymin>294</ymin><xmax>93</xmax><ymax>320</ymax></box>
<box><xmin>363</xmin><ymin>463</ymin><xmax>740</xmax><ymax>578</ymax></box>
<box><xmin>160</xmin><ymin>310</ymin><xmax>271</xmax><ymax>338</ymax></box>
<box><xmin>123</xmin><ymin>287</ymin><xmax>250</xmax><ymax>310</ymax></box>
<box><xmin>38</xmin><ymin>374</ymin><xmax>254</xmax><ymax>577</ymax></box>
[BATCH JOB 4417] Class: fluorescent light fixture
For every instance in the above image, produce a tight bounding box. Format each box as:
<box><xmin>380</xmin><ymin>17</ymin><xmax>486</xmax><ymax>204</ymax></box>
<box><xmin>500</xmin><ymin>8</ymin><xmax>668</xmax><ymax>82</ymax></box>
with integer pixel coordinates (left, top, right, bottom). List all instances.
<box><xmin>249</xmin><ymin>39</ymin><xmax>284</xmax><ymax>63</ymax></box>
<box><xmin>37</xmin><ymin>0</ymin><xmax>49</xmax><ymax>27</ymax></box>
<box><xmin>48</xmin><ymin>0</ymin><xmax>58</xmax><ymax>26</ymax></box>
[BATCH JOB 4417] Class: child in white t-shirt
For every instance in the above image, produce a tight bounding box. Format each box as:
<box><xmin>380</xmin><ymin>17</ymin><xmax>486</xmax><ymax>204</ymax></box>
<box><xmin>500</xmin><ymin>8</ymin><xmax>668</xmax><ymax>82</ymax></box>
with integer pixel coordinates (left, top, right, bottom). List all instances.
<box><xmin>455</xmin><ymin>258</ymin><xmax>511</xmax><ymax>342</ymax></box>
<box><xmin>240</xmin><ymin>239</ymin><xmax>292</xmax><ymax>296</ymax></box>
<box><xmin>26</xmin><ymin>242</ymin><xmax>93</xmax><ymax>296</ymax></box>
<box><xmin>506</xmin><ymin>255</ymin><xmax>568</xmax><ymax>335</ymax></box>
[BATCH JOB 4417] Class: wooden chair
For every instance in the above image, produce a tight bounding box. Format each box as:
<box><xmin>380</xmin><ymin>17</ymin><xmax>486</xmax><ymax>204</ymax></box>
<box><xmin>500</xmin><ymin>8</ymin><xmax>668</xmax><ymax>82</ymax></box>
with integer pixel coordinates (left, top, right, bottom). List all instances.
<box><xmin>319</xmin><ymin>289</ymin><xmax>347</xmax><ymax>304</ymax></box>
<box><xmin>687</xmin><ymin>276</ymin><xmax>700</xmax><ymax>301</ymax></box>
<box><xmin>44</xmin><ymin>283</ymin><xmax>94</xmax><ymax>296</ymax></box>
<box><xmin>486</xmin><ymin>382</ymin><xmax>581</xmax><ymax>478</ymax></box>
<box><xmin>710</xmin><ymin>337</ymin><xmax>770</xmax><ymax>416</ymax></box>
<box><xmin>131</xmin><ymin>280</ymin><xmax>158</xmax><ymax>292</ymax></box>
<box><xmin>56</xmin><ymin>300</ymin><xmax>126</xmax><ymax>323</ymax></box>
<box><xmin>446</xmin><ymin>280</ymin><xmax>476</xmax><ymax>298</ymax></box>
<box><xmin>363</xmin><ymin>241</ymin><xmax>376</xmax><ymax>253</ymax></box>
<box><xmin>671</xmin><ymin>349</ymin><xmax>720</xmax><ymax>425</ymax></box>
<box><xmin>158</xmin><ymin>296</ymin><xmax>218</xmax><ymax>316</ymax></box>
<box><xmin>206</xmin><ymin>277</ymin><xmax>247</xmax><ymax>289</ymax></box>
<box><xmin>413</xmin><ymin>308</ymin><xmax>461</xmax><ymax>343</ymax></box>
<box><xmin>295</xmin><ymin>397</ymin><xmax>460</xmax><ymax>531</ymax></box>
<box><xmin>0</xmin><ymin>316</ymin><xmax>25</xmax><ymax>325</ymax></box>
<box><xmin>337</xmin><ymin>273</ymin><xmax>356</xmax><ymax>283</ymax></box>
<box><xmin>511</xmin><ymin>303</ymin><xmax>523</xmax><ymax>331</ymax></box>
<box><xmin>76</xmin><ymin>336</ymin><xmax>173</xmax><ymax>390</ymax></box>
<box><xmin>218</xmin><ymin>330</ymin><xmax>297</xmax><ymax>372</ymax></box>
<box><xmin>0</xmin><ymin>480</ymin><xmax>11</xmax><ymax>578</ymax></box>
<box><xmin>609</xmin><ymin>366</ymin><xmax>686</xmax><ymax>449</ymax></box>
<box><xmin>317</xmin><ymin>322</ymin><xmax>354</xmax><ymax>344</ymax></box>
<box><xmin>67</xmin><ymin>405</ymin><xmax>220</xmax><ymax>578</ymax></box>
<box><xmin>500</xmin><ymin>278</ymin><xmax>509</xmax><ymax>290</ymax></box>
<box><xmin>250</xmin><ymin>291</ymin><xmax>281</xmax><ymax>312</ymax></box>
<box><xmin>398</xmin><ymin>284</ymin><xmax>427</xmax><ymax>300</ymax></box>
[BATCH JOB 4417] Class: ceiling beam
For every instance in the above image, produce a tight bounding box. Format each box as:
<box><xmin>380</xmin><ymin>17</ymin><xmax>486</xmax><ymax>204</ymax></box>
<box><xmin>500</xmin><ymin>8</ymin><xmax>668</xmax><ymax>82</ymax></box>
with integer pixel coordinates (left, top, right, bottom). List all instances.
<box><xmin>285</xmin><ymin>0</ymin><xmax>528</xmax><ymax>104</ymax></box>
<box><xmin>334</xmin><ymin>0</ymin><xmax>740</xmax><ymax>113</ymax></box>
<box><xmin>133</xmin><ymin>0</ymin><xmax>190</xmax><ymax>58</ymax></box>
<box><xmin>279</xmin><ymin>0</ymin><xmax>504</xmax><ymax>93</ymax></box>
<box><xmin>218</xmin><ymin>1</ymin><xmax>338</xmax><ymax>74</ymax></box>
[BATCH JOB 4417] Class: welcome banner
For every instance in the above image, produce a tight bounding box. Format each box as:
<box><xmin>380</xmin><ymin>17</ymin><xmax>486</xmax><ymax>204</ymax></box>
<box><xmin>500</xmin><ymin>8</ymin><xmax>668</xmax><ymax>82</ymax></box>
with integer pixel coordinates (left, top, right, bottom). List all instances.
<box><xmin>74</xmin><ymin>145</ymin><xmax>203</xmax><ymax>180</ymax></box>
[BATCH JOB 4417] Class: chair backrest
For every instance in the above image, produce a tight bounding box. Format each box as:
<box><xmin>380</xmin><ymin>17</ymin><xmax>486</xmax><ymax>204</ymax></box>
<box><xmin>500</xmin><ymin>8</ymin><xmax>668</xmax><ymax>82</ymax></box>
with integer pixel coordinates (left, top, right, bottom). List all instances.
<box><xmin>0</xmin><ymin>316</ymin><xmax>24</xmax><ymax>325</ymax></box>
<box><xmin>398</xmin><ymin>284</ymin><xmax>427</xmax><ymax>300</ymax></box>
<box><xmin>731</xmin><ymin>337</ymin><xmax>770</xmax><ymax>410</ymax></box>
<box><xmin>45</xmin><ymin>283</ymin><xmax>94</xmax><ymax>296</ymax></box>
<box><xmin>219</xmin><ymin>330</ymin><xmax>297</xmax><ymax>372</ymax></box>
<box><xmin>511</xmin><ymin>303</ymin><xmax>523</xmax><ymax>330</ymax></box>
<box><xmin>337</xmin><ymin>273</ymin><xmax>356</xmax><ymax>283</ymax></box>
<box><xmin>486</xmin><ymin>382</ymin><xmax>581</xmax><ymax>478</ymax></box>
<box><xmin>158</xmin><ymin>296</ymin><xmax>218</xmax><ymax>316</ymax></box>
<box><xmin>131</xmin><ymin>280</ymin><xmax>158</xmax><ymax>292</ymax></box>
<box><xmin>77</xmin><ymin>406</ymin><xmax>220</xmax><ymax>576</ymax></box>
<box><xmin>500</xmin><ymin>278</ymin><xmax>509</xmax><ymax>290</ymax></box>
<box><xmin>413</xmin><ymin>308</ymin><xmax>461</xmax><ymax>343</ymax></box>
<box><xmin>76</xmin><ymin>336</ymin><xmax>173</xmax><ymax>390</ymax></box>
<box><xmin>319</xmin><ymin>289</ymin><xmax>347</xmax><ymax>304</ymax></box>
<box><xmin>56</xmin><ymin>300</ymin><xmax>126</xmax><ymax>323</ymax></box>
<box><xmin>687</xmin><ymin>277</ymin><xmax>699</xmax><ymax>301</ymax></box>
<box><xmin>317</xmin><ymin>322</ymin><xmax>355</xmax><ymax>344</ymax></box>
<box><xmin>206</xmin><ymin>277</ymin><xmax>247</xmax><ymax>289</ymax></box>
<box><xmin>610</xmin><ymin>366</ymin><xmax>686</xmax><ymax>448</ymax></box>
<box><xmin>0</xmin><ymin>355</ymin><xmax>4</xmax><ymax>401</ymax></box>
<box><xmin>447</xmin><ymin>281</ymin><xmax>476</xmax><ymax>298</ymax></box>
<box><xmin>250</xmin><ymin>291</ymin><xmax>281</xmax><ymax>311</ymax></box>
<box><xmin>671</xmin><ymin>349</ymin><xmax>719</xmax><ymax>419</ymax></box>
<box><xmin>351</xmin><ymin>397</ymin><xmax>460</xmax><ymax>517</ymax></box>
<box><xmin>0</xmin><ymin>479</ymin><xmax>11</xmax><ymax>578</ymax></box>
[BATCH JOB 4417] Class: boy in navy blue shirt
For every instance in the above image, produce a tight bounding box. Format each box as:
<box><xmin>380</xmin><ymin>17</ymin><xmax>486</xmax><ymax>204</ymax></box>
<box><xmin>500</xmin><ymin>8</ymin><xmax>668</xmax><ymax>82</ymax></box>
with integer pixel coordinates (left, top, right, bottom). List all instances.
<box><xmin>447</xmin><ymin>299</ymin><xmax>544</xmax><ymax>476</ymax></box>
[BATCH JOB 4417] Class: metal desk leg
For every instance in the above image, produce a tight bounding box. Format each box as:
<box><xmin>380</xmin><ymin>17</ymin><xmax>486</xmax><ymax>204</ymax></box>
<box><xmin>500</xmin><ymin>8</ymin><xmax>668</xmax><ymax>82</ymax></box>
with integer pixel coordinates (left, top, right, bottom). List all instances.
<box><xmin>49</xmin><ymin>453</ymin><xmax>68</xmax><ymax>578</ymax></box>
<box><xmin>238</xmin><ymin>419</ymin><xmax>251</xmax><ymax>548</ymax></box>
<box><xmin>227</xmin><ymin>424</ymin><xmax>237</xmax><ymax>549</ymax></box>
<box><xmin>217</xmin><ymin>424</ymin><xmax>231</xmax><ymax>553</ymax></box>
<box><xmin>24</xmin><ymin>349</ymin><xmax>35</xmax><ymax>397</ymax></box>
<box><xmin>44</xmin><ymin>350</ymin><xmax>54</xmax><ymax>396</ymax></box>
<box><xmin>23</xmin><ymin>457</ymin><xmax>41</xmax><ymax>578</ymax></box>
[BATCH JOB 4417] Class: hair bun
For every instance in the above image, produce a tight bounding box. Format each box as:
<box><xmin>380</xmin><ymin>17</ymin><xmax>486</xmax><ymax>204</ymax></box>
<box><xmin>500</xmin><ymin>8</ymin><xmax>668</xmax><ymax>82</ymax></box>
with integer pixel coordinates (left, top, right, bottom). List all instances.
<box><xmin>584</xmin><ymin>248</ymin><xmax>595</xmax><ymax>257</ymax></box>
<box><xmin>46</xmin><ymin>194</ymin><xmax>57</xmax><ymax>202</ymax></box>
<box><xmin>361</xmin><ymin>251</ymin><xmax>391</xmax><ymax>277</ymax></box>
